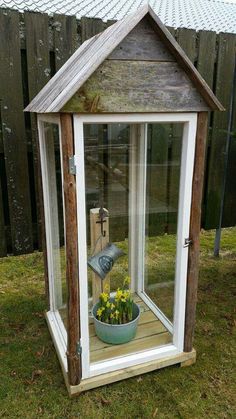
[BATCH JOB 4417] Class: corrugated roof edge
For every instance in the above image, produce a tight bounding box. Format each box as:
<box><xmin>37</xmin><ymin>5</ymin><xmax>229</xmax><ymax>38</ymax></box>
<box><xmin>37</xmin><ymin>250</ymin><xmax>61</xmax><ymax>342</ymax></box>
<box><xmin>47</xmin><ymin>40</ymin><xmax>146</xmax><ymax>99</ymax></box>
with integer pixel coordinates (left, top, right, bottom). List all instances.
<box><xmin>24</xmin><ymin>4</ymin><xmax>224</xmax><ymax>113</ymax></box>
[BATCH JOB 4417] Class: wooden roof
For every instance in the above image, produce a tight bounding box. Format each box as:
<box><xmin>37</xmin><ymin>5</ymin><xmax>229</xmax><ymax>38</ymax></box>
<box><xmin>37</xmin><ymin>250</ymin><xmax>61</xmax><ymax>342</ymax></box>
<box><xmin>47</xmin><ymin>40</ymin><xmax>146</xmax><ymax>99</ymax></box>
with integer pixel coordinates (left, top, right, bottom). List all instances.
<box><xmin>25</xmin><ymin>4</ymin><xmax>224</xmax><ymax>113</ymax></box>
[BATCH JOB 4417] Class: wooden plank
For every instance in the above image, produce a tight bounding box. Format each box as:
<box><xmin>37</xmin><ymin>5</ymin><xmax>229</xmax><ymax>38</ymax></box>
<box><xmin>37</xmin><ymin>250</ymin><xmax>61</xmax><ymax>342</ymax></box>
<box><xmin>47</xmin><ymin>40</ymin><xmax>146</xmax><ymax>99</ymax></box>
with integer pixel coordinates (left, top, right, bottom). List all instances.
<box><xmin>184</xmin><ymin>112</ymin><xmax>208</xmax><ymax>352</ymax></box>
<box><xmin>147</xmin><ymin>10</ymin><xmax>224</xmax><ymax>111</ymax></box>
<box><xmin>0</xmin><ymin>174</ymin><xmax>6</xmax><ymax>256</ymax></box>
<box><xmin>53</xmin><ymin>14</ymin><xmax>78</xmax><ymax>71</ymax></box>
<box><xmin>90</xmin><ymin>320</ymin><xmax>167</xmax><ymax>352</ymax></box>
<box><xmin>176</xmin><ymin>28</ymin><xmax>197</xmax><ymax>63</ymax></box>
<box><xmin>25</xmin><ymin>11</ymin><xmax>51</xmax><ymax>250</ymax></box>
<box><xmin>70</xmin><ymin>349</ymin><xmax>196</xmax><ymax>395</ymax></box>
<box><xmin>91</xmin><ymin>331</ymin><xmax>172</xmax><ymax>363</ymax></box>
<box><xmin>223</xmin><ymin>62</ymin><xmax>236</xmax><ymax>227</ymax></box>
<box><xmin>90</xmin><ymin>208</ymin><xmax>110</xmax><ymax>303</ymax></box>
<box><xmin>204</xmin><ymin>33</ymin><xmax>236</xmax><ymax>229</ymax></box>
<box><xmin>197</xmin><ymin>31</ymin><xmax>216</xmax><ymax>88</ymax></box>
<box><xmin>60</xmin><ymin>113</ymin><xmax>81</xmax><ymax>385</ymax></box>
<box><xmin>63</xmin><ymin>59</ymin><xmax>209</xmax><ymax>113</ymax></box>
<box><xmin>0</xmin><ymin>9</ymin><xmax>33</xmax><ymax>255</ymax></box>
<box><xmin>108</xmin><ymin>17</ymin><xmax>175</xmax><ymax>62</ymax></box>
<box><xmin>81</xmin><ymin>16</ymin><xmax>105</xmax><ymax>42</ymax></box>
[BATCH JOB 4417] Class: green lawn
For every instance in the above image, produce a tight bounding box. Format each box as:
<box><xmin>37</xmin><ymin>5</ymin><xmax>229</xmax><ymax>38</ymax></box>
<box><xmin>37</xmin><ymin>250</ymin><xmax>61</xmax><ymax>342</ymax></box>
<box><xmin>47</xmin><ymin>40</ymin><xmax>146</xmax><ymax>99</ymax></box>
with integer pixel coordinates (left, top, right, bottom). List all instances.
<box><xmin>0</xmin><ymin>228</ymin><xmax>235</xmax><ymax>418</ymax></box>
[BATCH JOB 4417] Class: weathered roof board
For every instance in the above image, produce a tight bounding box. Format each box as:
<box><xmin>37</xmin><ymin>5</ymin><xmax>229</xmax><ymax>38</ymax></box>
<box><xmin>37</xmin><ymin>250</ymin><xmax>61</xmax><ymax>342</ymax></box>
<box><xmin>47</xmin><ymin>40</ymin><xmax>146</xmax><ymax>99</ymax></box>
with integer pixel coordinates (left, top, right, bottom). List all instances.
<box><xmin>25</xmin><ymin>5</ymin><xmax>224</xmax><ymax>113</ymax></box>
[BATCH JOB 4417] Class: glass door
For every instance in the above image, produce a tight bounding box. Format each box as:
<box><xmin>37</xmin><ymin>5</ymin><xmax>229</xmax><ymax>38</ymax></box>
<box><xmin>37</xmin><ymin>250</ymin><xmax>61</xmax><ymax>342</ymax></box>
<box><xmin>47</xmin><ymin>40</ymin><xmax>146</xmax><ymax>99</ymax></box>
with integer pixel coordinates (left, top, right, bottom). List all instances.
<box><xmin>74</xmin><ymin>114</ymin><xmax>197</xmax><ymax>379</ymax></box>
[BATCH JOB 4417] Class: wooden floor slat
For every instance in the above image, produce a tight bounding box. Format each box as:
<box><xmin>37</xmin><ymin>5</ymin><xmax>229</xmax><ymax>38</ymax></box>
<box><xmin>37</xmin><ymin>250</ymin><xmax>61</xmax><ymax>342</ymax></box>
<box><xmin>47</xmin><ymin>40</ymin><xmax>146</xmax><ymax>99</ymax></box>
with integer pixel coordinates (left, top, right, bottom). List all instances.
<box><xmin>90</xmin><ymin>332</ymin><xmax>172</xmax><ymax>363</ymax></box>
<box><xmin>90</xmin><ymin>293</ymin><xmax>172</xmax><ymax>363</ymax></box>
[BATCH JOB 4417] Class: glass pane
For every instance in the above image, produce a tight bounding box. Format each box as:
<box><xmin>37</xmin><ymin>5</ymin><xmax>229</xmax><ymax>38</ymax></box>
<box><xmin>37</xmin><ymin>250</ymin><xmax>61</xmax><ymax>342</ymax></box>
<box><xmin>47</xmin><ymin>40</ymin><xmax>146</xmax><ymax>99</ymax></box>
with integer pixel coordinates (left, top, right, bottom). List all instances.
<box><xmin>144</xmin><ymin>123</ymin><xmax>183</xmax><ymax>323</ymax></box>
<box><xmin>84</xmin><ymin>124</ymin><xmax>130</xmax><ymax>302</ymax></box>
<box><xmin>43</xmin><ymin>122</ymin><xmax>67</xmax><ymax>328</ymax></box>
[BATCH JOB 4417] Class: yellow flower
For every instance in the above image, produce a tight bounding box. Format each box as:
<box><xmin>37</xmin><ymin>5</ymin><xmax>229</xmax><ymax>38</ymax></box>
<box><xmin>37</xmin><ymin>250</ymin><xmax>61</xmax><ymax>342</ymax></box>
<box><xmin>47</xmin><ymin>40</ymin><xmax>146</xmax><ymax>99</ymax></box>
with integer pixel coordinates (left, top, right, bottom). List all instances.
<box><xmin>115</xmin><ymin>289</ymin><xmax>123</xmax><ymax>301</ymax></box>
<box><xmin>110</xmin><ymin>313</ymin><xmax>114</xmax><ymax>319</ymax></box>
<box><xmin>124</xmin><ymin>275</ymin><xmax>131</xmax><ymax>286</ymax></box>
<box><xmin>110</xmin><ymin>303</ymin><xmax>115</xmax><ymax>310</ymax></box>
<box><xmin>123</xmin><ymin>290</ymin><xmax>130</xmax><ymax>299</ymax></box>
<box><xmin>114</xmin><ymin>310</ymin><xmax>120</xmax><ymax>319</ymax></box>
<box><xmin>97</xmin><ymin>308</ymin><xmax>103</xmax><ymax>317</ymax></box>
<box><xmin>100</xmin><ymin>292</ymin><xmax>109</xmax><ymax>303</ymax></box>
<box><xmin>106</xmin><ymin>301</ymin><xmax>111</xmax><ymax>308</ymax></box>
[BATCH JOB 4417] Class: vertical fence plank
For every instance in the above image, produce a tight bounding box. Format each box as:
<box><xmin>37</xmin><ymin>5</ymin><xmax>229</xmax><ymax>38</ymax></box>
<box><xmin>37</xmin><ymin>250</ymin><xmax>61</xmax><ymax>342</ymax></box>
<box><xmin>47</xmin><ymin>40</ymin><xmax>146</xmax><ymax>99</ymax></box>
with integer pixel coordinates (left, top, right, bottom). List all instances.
<box><xmin>197</xmin><ymin>30</ymin><xmax>217</xmax><ymax>222</ymax></box>
<box><xmin>53</xmin><ymin>14</ymin><xmax>78</xmax><ymax>71</ymax></box>
<box><xmin>81</xmin><ymin>16</ymin><xmax>105</xmax><ymax>42</ymax></box>
<box><xmin>25</xmin><ymin>11</ymin><xmax>51</xmax><ymax>249</ymax></box>
<box><xmin>0</xmin><ymin>177</ymin><xmax>6</xmax><ymax>256</ymax></box>
<box><xmin>177</xmin><ymin>28</ymin><xmax>197</xmax><ymax>63</ymax></box>
<box><xmin>0</xmin><ymin>9</ymin><xmax>33</xmax><ymax>255</ymax></box>
<box><xmin>205</xmin><ymin>33</ymin><xmax>236</xmax><ymax>228</ymax></box>
<box><xmin>222</xmin><ymin>56</ymin><xmax>236</xmax><ymax>227</ymax></box>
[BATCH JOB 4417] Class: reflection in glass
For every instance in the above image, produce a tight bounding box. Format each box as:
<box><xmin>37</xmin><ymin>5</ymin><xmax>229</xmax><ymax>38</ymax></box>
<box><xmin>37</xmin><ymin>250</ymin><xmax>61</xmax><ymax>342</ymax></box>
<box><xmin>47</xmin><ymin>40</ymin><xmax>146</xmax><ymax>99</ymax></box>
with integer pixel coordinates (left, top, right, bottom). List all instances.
<box><xmin>43</xmin><ymin>122</ymin><xmax>67</xmax><ymax>327</ymax></box>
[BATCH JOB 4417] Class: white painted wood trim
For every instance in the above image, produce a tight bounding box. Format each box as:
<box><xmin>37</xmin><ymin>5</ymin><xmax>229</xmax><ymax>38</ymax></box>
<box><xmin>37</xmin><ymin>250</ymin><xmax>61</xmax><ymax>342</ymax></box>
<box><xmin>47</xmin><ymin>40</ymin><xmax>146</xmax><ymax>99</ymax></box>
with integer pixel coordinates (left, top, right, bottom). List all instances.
<box><xmin>37</xmin><ymin>115</ymin><xmax>67</xmax><ymax>348</ymax></box>
<box><xmin>73</xmin><ymin>112</ymin><xmax>197</xmax><ymax>378</ymax></box>
<box><xmin>74</xmin><ymin>114</ymin><xmax>197</xmax><ymax>124</ymax></box>
<box><xmin>46</xmin><ymin>311</ymin><xmax>68</xmax><ymax>372</ymax></box>
<box><xmin>90</xmin><ymin>344</ymin><xmax>178</xmax><ymax>377</ymax></box>
<box><xmin>73</xmin><ymin>116</ymin><xmax>90</xmax><ymax>380</ymax></box>
<box><xmin>173</xmin><ymin>115</ymin><xmax>197</xmax><ymax>351</ymax></box>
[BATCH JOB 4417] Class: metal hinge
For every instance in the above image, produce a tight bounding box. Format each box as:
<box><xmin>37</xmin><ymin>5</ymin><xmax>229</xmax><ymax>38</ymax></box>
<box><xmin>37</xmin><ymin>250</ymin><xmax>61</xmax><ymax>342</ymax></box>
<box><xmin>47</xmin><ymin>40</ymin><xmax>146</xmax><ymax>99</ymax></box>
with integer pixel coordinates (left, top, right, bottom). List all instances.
<box><xmin>69</xmin><ymin>156</ymin><xmax>76</xmax><ymax>175</ymax></box>
<box><xmin>183</xmin><ymin>238</ymin><xmax>193</xmax><ymax>248</ymax></box>
<box><xmin>77</xmin><ymin>340</ymin><xmax>82</xmax><ymax>355</ymax></box>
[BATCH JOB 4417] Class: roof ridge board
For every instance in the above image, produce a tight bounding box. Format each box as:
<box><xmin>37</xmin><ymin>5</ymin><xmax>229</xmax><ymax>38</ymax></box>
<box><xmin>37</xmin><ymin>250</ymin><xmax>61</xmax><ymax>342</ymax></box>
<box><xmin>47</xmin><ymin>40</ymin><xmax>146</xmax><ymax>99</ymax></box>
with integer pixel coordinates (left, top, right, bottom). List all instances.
<box><xmin>46</xmin><ymin>5</ymin><xmax>149</xmax><ymax>112</ymax></box>
<box><xmin>24</xmin><ymin>33</ymin><xmax>100</xmax><ymax>111</ymax></box>
<box><xmin>147</xmin><ymin>5</ymin><xmax>224</xmax><ymax>111</ymax></box>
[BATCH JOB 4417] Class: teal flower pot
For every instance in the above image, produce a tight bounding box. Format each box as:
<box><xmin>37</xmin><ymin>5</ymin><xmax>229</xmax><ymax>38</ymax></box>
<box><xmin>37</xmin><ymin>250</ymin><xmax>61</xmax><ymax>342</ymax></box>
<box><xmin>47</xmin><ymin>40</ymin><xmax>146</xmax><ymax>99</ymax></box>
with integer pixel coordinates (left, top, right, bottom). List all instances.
<box><xmin>92</xmin><ymin>300</ymin><xmax>140</xmax><ymax>345</ymax></box>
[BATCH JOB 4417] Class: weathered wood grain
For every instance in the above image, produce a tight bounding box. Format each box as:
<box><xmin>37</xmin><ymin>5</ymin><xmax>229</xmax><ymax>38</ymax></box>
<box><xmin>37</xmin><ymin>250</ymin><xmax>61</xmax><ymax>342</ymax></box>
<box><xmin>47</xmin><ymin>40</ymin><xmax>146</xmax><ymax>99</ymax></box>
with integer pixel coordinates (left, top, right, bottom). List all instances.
<box><xmin>0</xmin><ymin>174</ymin><xmax>6</xmax><ymax>256</ymax></box>
<box><xmin>108</xmin><ymin>17</ymin><xmax>175</xmax><ymax>62</ymax></box>
<box><xmin>184</xmin><ymin>112</ymin><xmax>208</xmax><ymax>352</ymax></box>
<box><xmin>197</xmin><ymin>30</ymin><xmax>216</xmax><ymax>88</ymax></box>
<box><xmin>62</xmin><ymin>59</ymin><xmax>209</xmax><ymax>113</ymax></box>
<box><xmin>60</xmin><ymin>113</ymin><xmax>81</xmax><ymax>386</ymax></box>
<box><xmin>81</xmin><ymin>16</ymin><xmax>105</xmax><ymax>42</ymax></box>
<box><xmin>177</xmin><ymin>28</ymin><xmax>197</xmax><ymax>63</ymax></box>
<box><xmin>147</xmin><ymin>9</ymin><xmax>224</xmax><ymax>111</ymax></box>
<box><xmin>204</xmin><ymin>33</ymin><xmax>236</xmax><ymax>229</ymax></box>
<box><xmin>0</xmin><ymin>9</ymin><xmax>33</xmax><ymax>255</ymax></box>
<box><xmin>25</xmin><ymin>12</ymin><xmax>51</xmax><ymax>250</ymax></box>
<box><xmin>53</xmin><ymin>14</ymin><xmax>78</xmax><ymax>71</ymax></box>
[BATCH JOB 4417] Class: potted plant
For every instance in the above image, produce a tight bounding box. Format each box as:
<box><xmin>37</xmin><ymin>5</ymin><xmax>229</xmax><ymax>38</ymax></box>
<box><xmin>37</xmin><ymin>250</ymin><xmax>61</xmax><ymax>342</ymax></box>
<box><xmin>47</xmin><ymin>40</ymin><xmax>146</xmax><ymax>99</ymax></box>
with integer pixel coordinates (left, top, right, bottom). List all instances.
<box><xmin>92</xmin><ymin>276</ymin><xmax>140</xmax><ymax>344</ymax></box>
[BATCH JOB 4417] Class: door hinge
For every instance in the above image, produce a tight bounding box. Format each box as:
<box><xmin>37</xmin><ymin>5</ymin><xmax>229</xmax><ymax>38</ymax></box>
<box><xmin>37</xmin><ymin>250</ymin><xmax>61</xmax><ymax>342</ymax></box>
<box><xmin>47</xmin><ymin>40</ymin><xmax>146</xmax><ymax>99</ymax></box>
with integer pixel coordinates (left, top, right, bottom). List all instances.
<box><xmin>183</xmin><ymin>238</ymin><xmax>193</xmax><ymax>248</ymax></box>
<box><xmin>69</xmin><ymin>156</ymin><xmax>76</xmax><ymax>175</ymax></box>
<box><xmin>77</xmin><ymin>340</ymin><xmax>82</xmax><ymax>355</ymax></box>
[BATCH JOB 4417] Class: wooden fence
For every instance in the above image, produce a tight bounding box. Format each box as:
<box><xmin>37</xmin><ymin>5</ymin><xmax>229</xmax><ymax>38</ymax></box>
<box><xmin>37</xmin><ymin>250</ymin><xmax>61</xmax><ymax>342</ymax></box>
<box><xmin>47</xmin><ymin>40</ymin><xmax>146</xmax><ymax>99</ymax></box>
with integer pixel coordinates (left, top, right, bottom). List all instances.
<box><xmin>0</xmin><ymin>8</ymin><xmax>236</xmax><ymax>256</ymax></box>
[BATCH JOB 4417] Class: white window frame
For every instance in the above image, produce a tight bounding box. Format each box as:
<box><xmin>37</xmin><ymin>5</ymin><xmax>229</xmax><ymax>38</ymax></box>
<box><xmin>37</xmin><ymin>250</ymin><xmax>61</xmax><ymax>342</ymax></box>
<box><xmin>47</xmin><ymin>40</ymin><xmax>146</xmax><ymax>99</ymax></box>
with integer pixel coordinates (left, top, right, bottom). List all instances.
<box><xmin>74</xmin><ymin>113</ymin><xmax>197</xmax><ymax>380</ymax></box>
<box><xmin>37</xmin><ymin>114</ymin><xmax>67</xmax><ymax>373</ymax></box>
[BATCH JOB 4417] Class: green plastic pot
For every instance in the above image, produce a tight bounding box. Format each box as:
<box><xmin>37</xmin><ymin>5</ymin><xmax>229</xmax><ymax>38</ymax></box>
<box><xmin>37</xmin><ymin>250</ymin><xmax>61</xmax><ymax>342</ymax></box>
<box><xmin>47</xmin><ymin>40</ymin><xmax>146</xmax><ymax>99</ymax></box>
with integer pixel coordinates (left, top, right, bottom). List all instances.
<box><xmin>92</xmin><ymin>300</ymin><xmax>140</xmax><ymax>345</ymax></box>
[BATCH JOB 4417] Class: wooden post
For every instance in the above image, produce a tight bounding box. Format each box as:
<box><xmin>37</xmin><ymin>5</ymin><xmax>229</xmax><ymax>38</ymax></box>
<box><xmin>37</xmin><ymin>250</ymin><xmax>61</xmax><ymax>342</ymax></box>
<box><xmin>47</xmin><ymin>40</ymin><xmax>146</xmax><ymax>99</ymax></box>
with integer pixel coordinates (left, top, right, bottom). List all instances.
<box><xmin>90</xmin><ymin>208</ymin><xmax>110</xmax><ymax>303</ymax></box>
<box><xmin>184</xmin><ymin>112</ymin><xmax>208</xmax><ymax>352</ymax></box>
<box><xmin>60</xmin><ymin>113</ymin><xmax>81</xmax><ymax>385</ymax></box>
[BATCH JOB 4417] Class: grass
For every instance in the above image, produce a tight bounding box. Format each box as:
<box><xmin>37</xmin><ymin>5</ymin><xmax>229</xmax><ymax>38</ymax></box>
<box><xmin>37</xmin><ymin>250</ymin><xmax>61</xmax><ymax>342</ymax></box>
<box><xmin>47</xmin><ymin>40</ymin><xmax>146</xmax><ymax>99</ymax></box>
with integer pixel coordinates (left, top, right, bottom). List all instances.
<box><xmin>0</xmin><ymin>228</ymin><xmax>236</xmax><ymax>418</ymax></box>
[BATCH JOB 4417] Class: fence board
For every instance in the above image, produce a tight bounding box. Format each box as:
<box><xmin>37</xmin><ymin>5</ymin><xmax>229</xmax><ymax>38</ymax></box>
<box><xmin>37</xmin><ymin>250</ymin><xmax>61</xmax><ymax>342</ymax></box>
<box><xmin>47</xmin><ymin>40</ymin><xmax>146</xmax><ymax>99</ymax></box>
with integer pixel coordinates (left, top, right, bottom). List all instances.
<box><xmin>53</xmin><ymin>14</ymin><xmax>78</xmax><ymax>71</ymax></box>
<box><xmin>0</xmin><ymin>177</ymin><xmax>6</xmax><ymax>256</ymax></box>
<box><xmin>205</xmin><ymin>33</ymin><xmax>236</xmax><ymax>228</ymax></box>
<box><xmin>81</xmin><ymin>16</ymin><xmax>105</xmax><ymax>42</ymax></box>
<box><xmin>25</xmin><ymin>11</ymin><xmax>50</xmax><ymax>249</ymax></box>
<box><xmin>223</xmin><ymin>57</ymin><xmax>236</xmax><ymax>226</ymax></box>
<box><xmin>0</xmin><ymin>8</ymin><xmax>236</xmax><ymax>256</ymax></box>
<box><xmin>177</xmin><ymin>28</ymin><xmax>197</xmax><ymax>63</ymax></box>
<box><xmin>0</xmin><ymin>9</ymin><xmax>33</xmax><ymax>255</ymax></box>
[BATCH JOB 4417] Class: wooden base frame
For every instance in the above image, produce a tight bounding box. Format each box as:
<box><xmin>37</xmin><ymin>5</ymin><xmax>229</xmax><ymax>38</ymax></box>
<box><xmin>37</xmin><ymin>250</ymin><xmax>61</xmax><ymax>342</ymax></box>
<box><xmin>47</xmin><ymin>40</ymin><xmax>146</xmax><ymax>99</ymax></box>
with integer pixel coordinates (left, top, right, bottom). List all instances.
<box><xmin>45</xmin><ymin>310</ymin><xmax>196</xmax><ymax>397</ymax></box>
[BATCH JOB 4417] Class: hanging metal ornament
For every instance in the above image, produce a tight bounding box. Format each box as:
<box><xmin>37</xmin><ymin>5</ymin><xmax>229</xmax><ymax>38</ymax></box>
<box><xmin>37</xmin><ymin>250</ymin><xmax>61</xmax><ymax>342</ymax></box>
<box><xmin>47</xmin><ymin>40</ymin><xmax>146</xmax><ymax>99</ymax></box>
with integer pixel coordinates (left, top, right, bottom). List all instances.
<box><xmin>88</xmin><ymin>242</ymin><xmax>125</xmax><ymax>280</ymax></box>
